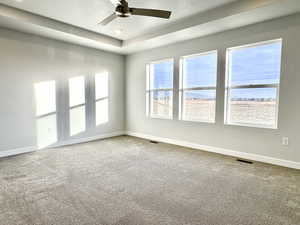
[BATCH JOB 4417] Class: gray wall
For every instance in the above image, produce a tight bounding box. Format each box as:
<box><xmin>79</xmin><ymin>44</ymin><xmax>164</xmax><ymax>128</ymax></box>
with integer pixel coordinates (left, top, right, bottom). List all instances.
<box><xmin>126</xmin><ymin>13</ymin><xmax>300</xmax><ymax>163</ymax></box>
<box><xmin>1</xmin><ymin>13</ymin><xmax>300</xmax><ymax>163</ymax></box>
<box><xmin>0</xmin><ymin>28</ymin><xmax>125</xmax><ymax>151</ymax></box>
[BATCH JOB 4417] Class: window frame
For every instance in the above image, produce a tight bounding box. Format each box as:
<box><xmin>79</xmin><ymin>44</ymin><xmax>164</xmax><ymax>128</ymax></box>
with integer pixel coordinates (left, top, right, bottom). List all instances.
<box><xmin>146</xmin><ymin>58</ymin><xmax>174</xmax><ymax>120</ymax></box>
<box><xmin>224</xmin><ymin>39</ymin><xmax>282</xmax><ymax>129</ymax></box>
<box><xmin>179</xmin><ymin>50</ymin><xmax>218</xmax><ymax>123</ymax></box>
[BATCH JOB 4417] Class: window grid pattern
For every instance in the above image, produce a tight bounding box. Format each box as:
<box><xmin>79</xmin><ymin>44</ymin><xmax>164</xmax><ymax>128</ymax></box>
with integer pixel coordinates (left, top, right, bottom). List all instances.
<box><xmin>224</xmin><ymin>39</ymin><xmax>282</xmax><ymax>129</ymax></box>
<box><xmin>179</xmin><ymin>51</ymin><xmax>218</xmax><ymax>123</ymax></box>
<box><xmin>146</xmin><ymin>59</ymin><xmax>174</xmax><ymax>119</ymax></box>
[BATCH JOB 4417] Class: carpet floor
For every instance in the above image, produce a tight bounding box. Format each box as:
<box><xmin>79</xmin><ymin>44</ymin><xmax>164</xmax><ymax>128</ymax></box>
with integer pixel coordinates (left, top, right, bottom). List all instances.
<box><xmin>0</xmin><ymin>136</ymin><xmax>299</xmax><ymax>225</ymax></box>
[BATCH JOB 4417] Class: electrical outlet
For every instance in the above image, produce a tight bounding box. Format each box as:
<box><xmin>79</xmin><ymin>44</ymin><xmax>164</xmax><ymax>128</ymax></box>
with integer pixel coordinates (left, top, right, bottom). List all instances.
<box><xmin>282</xmin><ymin>137</ymin><xmax>289</xmax><ymax>146</ymax></box>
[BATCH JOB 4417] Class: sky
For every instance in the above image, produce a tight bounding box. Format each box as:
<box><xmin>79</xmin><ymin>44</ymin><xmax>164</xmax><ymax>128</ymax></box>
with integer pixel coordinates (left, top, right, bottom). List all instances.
<box><xmin>150</xmin><ymin>41</ymin><xmax>282</xmax><ymax>100</ymax></box>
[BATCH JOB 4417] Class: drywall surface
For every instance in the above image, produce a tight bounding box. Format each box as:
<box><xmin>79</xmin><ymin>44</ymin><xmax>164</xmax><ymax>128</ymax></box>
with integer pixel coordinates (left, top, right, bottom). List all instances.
<box><xmin>0</xmin><ymin>28</ymin><xmax>125</xmax><ymax>151</ymax></box>
<box><xmin>126</xmin><ymin>13</ymin><xmax>300</xmax><ymax>163</ymax></box>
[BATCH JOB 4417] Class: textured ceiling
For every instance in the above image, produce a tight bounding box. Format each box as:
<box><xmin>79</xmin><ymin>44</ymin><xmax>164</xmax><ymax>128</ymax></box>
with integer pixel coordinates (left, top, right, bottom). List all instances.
<box><xmin>0</xmin><ymin>0</ymin><xmax>300</xmax><ymax>54</ymax></box>
<box><xmin>0</xmin><ymin>0</ymin><xmax>238</xmax><ymax>40</ymax></box>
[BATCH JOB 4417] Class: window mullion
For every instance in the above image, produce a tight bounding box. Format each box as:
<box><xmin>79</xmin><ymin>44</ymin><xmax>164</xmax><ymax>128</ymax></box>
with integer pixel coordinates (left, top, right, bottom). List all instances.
<box><xmin>229</xmin><ymin>84</ymin><xmax>279</xmax><ymax>89</ymax></box>
<box><xmin>150</xmin><ymin>88</ymin><xmax>173</xmax><ymax>92</ymax></box>
<box><xmin>69</xmin><ymin>103</ymin><xmax>85</xmax><ymax>110</ymax></box>
<box><xmin>181</xmin><ymin>87</ymin><xmax>216</xmax><ymax>91</ymax></box>
<box><xmin>147</xmin><ymin>59</ymin><xmax>174</xmax><ymax>119</ymax></box>
<box><xmin>95</xmin><ymin>96</ymin><xmax>108</xmax><ymax>102</ymax></box>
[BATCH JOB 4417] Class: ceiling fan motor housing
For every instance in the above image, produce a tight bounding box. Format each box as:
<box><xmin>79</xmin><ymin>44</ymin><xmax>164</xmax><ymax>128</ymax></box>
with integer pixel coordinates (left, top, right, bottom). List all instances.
<box><xmin>115</xmin><ymin>2</ymin><xmax>130</xmax><ymax>17</ymax></box>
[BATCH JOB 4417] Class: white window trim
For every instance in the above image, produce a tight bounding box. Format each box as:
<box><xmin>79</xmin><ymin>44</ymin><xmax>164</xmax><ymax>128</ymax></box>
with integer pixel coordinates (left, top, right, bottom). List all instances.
<box><xmin>179</xmin><ymin>50</ymin><xmax>218</xmax><ymax>123</ymax></box>
<box><xmin>146</xmin><ymin>58</ymin><xmax>174</xmax><ymax>120</ymax></box>
<box><xmin>226</xmin><ymin>38</ymin><xmax>282</xmax><ymax>51</ymax></box>
<box><xmin>224</xmin><ymin>39</ymin><xmax>282</xmax><ymax>129</ymax></box>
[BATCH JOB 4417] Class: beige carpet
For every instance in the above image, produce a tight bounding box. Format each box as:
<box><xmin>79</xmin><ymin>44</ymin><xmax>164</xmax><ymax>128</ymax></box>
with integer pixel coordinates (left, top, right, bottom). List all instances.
<box><xmin>0</xmin><ymin>136</ymin><xmax>299</xmax><ymax>225</ymax></box>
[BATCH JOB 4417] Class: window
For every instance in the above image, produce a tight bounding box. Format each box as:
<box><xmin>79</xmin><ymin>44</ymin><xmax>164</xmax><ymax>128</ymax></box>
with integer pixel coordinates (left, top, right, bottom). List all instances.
<box><xmin>34</xmin><ymin>80</ymin><xmax>57</xmax><ymax>149</ymax></box>
<box><xmin>95</xmin><ymin>72</ymin><xmax>109</xmax><ymax>125</ymax></box>
<box><xmin>146</xmin><ymin>59</ymin><xmax>173</xmax><ymax>119</ymax></box>
<box><xmin>179</xmin><ymin>51</ymin><xmax>218</xmax><ymax>122</ymax></box>
<box><xmin>225</xmin><ymin>39</ymin><xmax>282</xmax><ymax>128</ymax></box>
<box><xmin>69</xmin><ymin>76</ymin><xmax>86</xmax><ymax>136</ymax></box>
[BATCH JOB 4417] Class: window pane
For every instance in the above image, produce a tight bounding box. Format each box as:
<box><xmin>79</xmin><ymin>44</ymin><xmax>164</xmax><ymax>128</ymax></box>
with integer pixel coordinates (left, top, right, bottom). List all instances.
<box><xmin>183</xmin><ymin>52</ymin><xmax>217</xmax><ymax>88</ymax></box>
<box><xmin>95</xmin><ymin>72</ymin><xmax>109</xmax><ymax>100</ymax></box>
<box><xmin>150</xmin><ymin>60</ymin><xmax>173</xmax><ymax>89</ymax></box>
<box><xmin>227</xmin><ymin>88</ymin><xmax>277</xmax><ymax>127</ymax></box>
<box><xmin>150</xmin><ymin>91</ymin><xmax>172</xmax><ymax>118</ymax></box>
<box><xmin>70</xmin><ymin>106</ymin><xmax>86</xmax><ymax>136</ymax></box>
<box><xmin>69</xmin><ymin>76</ymin><xmax>85</xmax><ymax>107</ymax></box>
<box><xmin>34</xmin><ymin>80</ymin><xmax>56</xmax><ymax>116</ymax></box>
<box><xmin>36</xmin><ymin>114</ymin><xmax>57</xmax><ymax>149</ymax></box>
<box><xmin>182</xmin><ymin>90</ymin><xmax>216</xmax><ymax>122</ymax></box>
<box><xmin>229</xmin><ymin>41</ymin><xmax>282</xmax><ymax>86</ymax></box>
<box><xmin>96</xmin><ymin>99</ymin><xmax>109</xmax><ymax>125</ymax></box>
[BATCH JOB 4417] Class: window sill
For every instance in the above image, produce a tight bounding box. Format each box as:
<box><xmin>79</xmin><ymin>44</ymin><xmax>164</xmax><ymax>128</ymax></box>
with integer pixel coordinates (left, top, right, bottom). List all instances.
<box><xmin>148</xmin><ymin>115</ymin><xmax>173</xmax><ymax>120</ymax></box>
<box><xmin>180</xmin><ymin>118</ymin><xmax>215</xmax><ymax>124</ymax></box>
<box><xmin>224</xmin><ymin>122</ymin><xmax>277</xmax><ymax>130</ymax></box>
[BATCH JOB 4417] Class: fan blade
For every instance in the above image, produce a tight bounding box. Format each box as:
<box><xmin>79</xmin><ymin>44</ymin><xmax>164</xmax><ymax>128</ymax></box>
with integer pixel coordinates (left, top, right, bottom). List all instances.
<box><xmin>130</xmin><ymin>8</ymin><xmax>171</xmax><ymax>19</ymax></box>
<box><xmin>98</xmin><ymin>13</ymin><xmax>118</xmax><ymax>26</ymax></box>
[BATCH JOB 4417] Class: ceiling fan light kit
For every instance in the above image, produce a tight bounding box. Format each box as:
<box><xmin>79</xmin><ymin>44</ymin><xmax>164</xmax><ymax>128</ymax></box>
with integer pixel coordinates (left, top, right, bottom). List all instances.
<box><xmin>99</xmin><ymin>0</ymin><xmax>172</xmax><ymax>26</ymax></box>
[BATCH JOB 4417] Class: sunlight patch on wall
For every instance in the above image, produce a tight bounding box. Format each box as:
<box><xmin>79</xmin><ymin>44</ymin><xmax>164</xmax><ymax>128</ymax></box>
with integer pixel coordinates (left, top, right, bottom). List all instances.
<box><xmin>69</xmin><ymin>76</ymin><xmax>86</xmax><ymax>136</ymax></box>
<box><xmin>69</xmin><ymin>76</ymin><xmax>85</xmax><ymax>107</ymax></box>
<box><xmin>35</xmin><ymin>80</ymin><xmax>56</xmax><ymax>116</ymax></box>
<box><xmin>34</xmin><ymin>80</ymin><xmax>57</xmax><ymax>149</ymax></box>
<box><xmin>36</xmin><ymin>114</ymin><xmax>57</xmax><ymax>149</ymax></box>
<box><xmin>96</xmin><ymin>98</ymin><xmax>108</xmax><ymax>125</ymax></box>
<box><xmin>70</xmin><ymin>105</ymin><xmax>86</xmax><ymax>136</ymax></box>
<box><xmin>95</xmin><ymin>72</ymin><xmax>109</xmax><ymax>125</ymax></box>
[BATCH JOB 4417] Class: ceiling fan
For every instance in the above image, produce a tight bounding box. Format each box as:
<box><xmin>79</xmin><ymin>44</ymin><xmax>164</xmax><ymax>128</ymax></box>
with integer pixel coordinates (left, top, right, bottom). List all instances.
<box><xmin>99</xmin><ymin>0</ymin><xmax>172</xmax><ymax>26</ymax></box>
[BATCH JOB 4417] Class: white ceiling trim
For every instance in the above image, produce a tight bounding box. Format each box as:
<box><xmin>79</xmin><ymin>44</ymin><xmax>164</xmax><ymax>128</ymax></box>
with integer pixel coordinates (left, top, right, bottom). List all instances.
<box><xmin>0</xmin><ymin>0</ymin><xmax>300</xmax><ymax>55</ymax></box>
<box><xmin>122</xmin><ymin>0</ymin><xmax>300</xmax><ymax>53</ymax></box>
<box><xmin>124</xmin><ymin>0</ymin><xmax>280</xmax><ymax>45</ymax></box>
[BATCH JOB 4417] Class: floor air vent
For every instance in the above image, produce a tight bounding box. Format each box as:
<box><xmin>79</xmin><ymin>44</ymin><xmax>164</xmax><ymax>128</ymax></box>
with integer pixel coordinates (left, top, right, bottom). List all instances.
<box><xmin>150</xmin><ymin>140</ymin><xmax>159</xmax><ymax>144</ymax></box>
<box><xmin>237</xmin><ymin>159</ymin><xmax>253</xmax><ymax>164</ymax></box>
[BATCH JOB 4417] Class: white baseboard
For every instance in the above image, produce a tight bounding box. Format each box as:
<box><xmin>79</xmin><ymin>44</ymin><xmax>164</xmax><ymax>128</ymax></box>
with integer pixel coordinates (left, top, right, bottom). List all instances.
<box><xmin>126</xmin><ymin>131</ymin><xmax>300</xmax><ymax>170</ymax></box>
<box><xmin>0</xmin><ymin>131</ymin><xmax>125</xmax><ymax>158</ymax></box>
<box><xmin>0</xmin><ymin>146</ymin><xmax>37</xmax><ymax>158</ymax></box>
<box><xmin>2</xmin><ymin>130</ymin><xmax>299</xmax><ymax>170</ymax></box>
